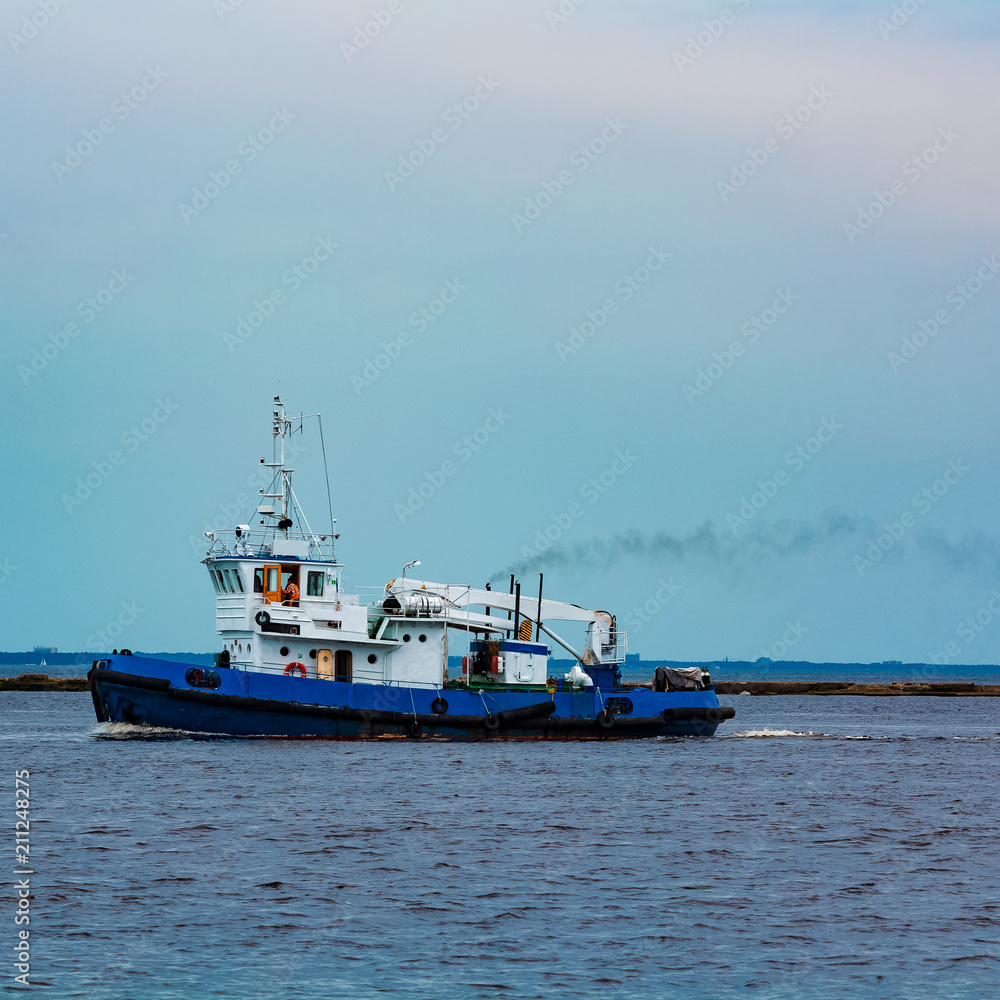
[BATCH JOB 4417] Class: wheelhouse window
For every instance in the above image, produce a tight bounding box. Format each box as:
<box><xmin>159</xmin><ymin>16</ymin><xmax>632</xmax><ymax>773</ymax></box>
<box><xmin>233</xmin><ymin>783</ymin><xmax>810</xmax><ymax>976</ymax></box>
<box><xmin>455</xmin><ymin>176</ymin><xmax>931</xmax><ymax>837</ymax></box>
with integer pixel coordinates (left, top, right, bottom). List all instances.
<box><xmin>214</xmin><ymin>569</ymin><xmax>228</xmax><ymax>593</ymax></box>
<box><xmin>253</xmin><ymin>569</ymin><xmax>264</xmax><ymax>593</ymax></box>
<box><xmin>307</xmin><ymin>571</ymin><xmax>324</xmax><ymax>597</ymax></box>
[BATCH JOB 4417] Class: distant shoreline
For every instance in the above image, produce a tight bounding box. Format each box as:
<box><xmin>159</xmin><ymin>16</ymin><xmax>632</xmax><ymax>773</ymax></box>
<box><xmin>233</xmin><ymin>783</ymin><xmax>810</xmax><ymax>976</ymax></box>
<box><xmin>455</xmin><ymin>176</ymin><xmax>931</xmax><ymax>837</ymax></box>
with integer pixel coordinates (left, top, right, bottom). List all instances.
<box><xmin>0</xmin><ymin>651</ymin><xmax>213</xmax><ymax>667</ymax></box>
<box><xmin>3</xmin><ymin>652</ymin><xmax>998</xmax><ymax>671</ymax></box>
<box><xmin>3</xmin><ymin>673</ymin><xmax>1000</xmax><ymax>697</ymax></box>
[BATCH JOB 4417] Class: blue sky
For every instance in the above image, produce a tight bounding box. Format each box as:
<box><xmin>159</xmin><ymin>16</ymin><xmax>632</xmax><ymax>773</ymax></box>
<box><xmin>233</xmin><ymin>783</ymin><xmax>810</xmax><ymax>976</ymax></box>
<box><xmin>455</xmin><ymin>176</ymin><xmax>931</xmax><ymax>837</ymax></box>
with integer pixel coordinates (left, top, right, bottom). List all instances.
<box><xmin>3</xmin><ymin>0</ymin><xmax>1000</xmax><ymax>663</ymax></box>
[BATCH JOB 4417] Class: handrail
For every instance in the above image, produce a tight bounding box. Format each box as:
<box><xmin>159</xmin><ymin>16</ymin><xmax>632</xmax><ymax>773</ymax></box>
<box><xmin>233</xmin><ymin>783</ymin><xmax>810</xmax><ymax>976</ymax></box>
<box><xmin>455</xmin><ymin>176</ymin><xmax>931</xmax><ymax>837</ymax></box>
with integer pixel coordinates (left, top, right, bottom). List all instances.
<box><xmin>206</xmin><ymin>527</ymin><xmax>337</xmax><ymax>560</ymax></box>
<box><xmin>593</xmin><ymin>638</ymin><xmax>628</xmax><ymax>665</ymax></box>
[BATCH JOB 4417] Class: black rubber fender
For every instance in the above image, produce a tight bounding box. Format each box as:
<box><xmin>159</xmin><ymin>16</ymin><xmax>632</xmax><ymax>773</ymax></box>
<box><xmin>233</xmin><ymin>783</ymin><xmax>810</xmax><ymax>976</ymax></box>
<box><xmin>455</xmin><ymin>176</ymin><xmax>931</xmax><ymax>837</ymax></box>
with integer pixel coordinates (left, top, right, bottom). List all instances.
<box><xmin>406</xmin><ymin>721</ymin><xmax>422</xmax><ymax>738</ymax></box>
<box><xmin>495</xmin><ymin>701</ymin><xmax>556</xmax><ymax>726</ymax></box>
<box><xmin>255</xmin><ymin>610</ymin><xmax>270</xmax><ymax>626</ymax></box>
<box><xmin>661</xmin><ymin>705</ymin><xmax>736</xmax><ymax>724</ymax></box>
<box><xmin>696</xmin><ymin>706</ymin><xmax>735</xmax><ymax>723</ymax></box>
<box><xmin>596</xmin><ymin>709</ymin><xmax>615</xmax><ymax>729</ymax></box>
<box><xmin>91</xmin><ymin>668</ymin><xmax>170</xmax><ymax>692</ymax></box>
<box><xmin>484</xmin><ymin>713</ymin><xmax>500</xmax><ymax>731</ymax></box>
<box><xmin>430</xmin><ymin>697</ymin><xmax>449</xmax><ymax>715</ymax></box>
<box><xmin>168</xmin><ymin>689</ymin><xmax>484</xmax><ymax>728</ymax></box>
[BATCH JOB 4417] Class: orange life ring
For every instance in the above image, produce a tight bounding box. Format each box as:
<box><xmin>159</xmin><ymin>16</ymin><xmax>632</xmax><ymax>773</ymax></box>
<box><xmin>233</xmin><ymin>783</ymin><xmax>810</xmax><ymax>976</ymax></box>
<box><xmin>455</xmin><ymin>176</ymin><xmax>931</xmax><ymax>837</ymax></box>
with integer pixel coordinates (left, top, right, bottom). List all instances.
<box><xmin>284</xmin><ymin>662</ymin><xmax>307</xmax><ymax>678</ymax></box>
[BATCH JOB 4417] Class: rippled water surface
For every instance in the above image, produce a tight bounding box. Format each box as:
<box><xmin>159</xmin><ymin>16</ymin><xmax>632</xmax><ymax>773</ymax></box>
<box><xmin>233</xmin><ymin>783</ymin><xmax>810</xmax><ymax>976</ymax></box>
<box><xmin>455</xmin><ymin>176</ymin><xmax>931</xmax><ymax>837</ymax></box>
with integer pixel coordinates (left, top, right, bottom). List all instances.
<box><xmin>4</xmin><ymin>693</ymin><xmax>999</xmax><ymax>999</ymax></box>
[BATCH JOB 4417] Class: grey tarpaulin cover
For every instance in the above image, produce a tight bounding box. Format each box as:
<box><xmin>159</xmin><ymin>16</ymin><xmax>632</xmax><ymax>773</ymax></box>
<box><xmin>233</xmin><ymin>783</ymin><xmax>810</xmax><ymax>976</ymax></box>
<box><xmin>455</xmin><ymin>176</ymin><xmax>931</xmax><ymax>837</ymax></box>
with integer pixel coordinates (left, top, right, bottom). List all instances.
<box><xmin>664</xmin><ymin>666</ymin><xmax>704</xmax><ymax>690</ymax></box>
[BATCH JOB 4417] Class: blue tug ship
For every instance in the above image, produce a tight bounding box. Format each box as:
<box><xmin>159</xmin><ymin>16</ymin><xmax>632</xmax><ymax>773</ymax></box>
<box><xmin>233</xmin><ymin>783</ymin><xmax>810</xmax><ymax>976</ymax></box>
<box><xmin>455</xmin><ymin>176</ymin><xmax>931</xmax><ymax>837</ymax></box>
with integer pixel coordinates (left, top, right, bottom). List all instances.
<box><xmin>89</xmin><ymin>398</ymin><xmax>734</xmax><ymax>739</ymax></box>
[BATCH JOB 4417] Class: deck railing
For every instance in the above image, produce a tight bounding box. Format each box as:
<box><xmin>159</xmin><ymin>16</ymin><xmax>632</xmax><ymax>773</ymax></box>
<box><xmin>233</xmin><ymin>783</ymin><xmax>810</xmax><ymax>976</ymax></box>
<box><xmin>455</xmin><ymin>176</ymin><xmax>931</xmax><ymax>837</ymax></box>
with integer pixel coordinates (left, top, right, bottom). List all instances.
<box><xmin>205</xmin><ymin>527</ymin><xmax>336</xmax><ymax>560</ymax></box>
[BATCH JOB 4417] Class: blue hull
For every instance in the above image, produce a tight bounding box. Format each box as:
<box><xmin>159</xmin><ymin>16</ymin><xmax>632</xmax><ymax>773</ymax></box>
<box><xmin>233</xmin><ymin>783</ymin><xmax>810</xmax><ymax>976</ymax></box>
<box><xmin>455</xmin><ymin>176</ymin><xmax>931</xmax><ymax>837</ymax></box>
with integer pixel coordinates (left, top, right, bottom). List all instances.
<box><xmin>89</xmin><ymin>655</ymin><xmax>733</xmax><ymax>739</ymax></box>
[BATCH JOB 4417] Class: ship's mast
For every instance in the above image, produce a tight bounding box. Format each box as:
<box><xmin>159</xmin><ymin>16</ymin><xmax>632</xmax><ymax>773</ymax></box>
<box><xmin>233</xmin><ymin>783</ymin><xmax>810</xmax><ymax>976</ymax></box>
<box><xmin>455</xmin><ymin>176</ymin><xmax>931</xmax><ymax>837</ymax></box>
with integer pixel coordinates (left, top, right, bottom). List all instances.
<box><xmin>260</xmin><ymin>396</ymin><xmax>294</xmax><ymax>533</ymax></box>
<box><xmin>237</xmin><ymin>395</ymin><xmax>335</xmax><ymax>560</ymax></box>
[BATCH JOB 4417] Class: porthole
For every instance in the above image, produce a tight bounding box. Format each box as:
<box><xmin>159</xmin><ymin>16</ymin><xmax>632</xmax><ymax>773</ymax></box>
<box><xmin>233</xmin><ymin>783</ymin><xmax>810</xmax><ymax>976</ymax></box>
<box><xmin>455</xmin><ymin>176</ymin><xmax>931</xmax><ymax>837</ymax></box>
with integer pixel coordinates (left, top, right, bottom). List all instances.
<box><xmin>280</xmin><ymin>646</ymin><xmax>289</xmax><ymax>657</ymax></box>
<box><xmin>367</xmin><ymin>653</ymin><xmax>377</xmax><ymax>664</ymax></box>
<box><xmin>308</xmin><ymin>649</ymin><xmax>317</xmax><ymax>660</ymax></box>
<box><xmin>402</xmin><ymin>634</ymin><xmax>411</xmax><ymax>643</ymax></box>
<box><xmin>418</xmin><ymin>634</ymin><xmax>427</xmax><ymax>643</ymax></box>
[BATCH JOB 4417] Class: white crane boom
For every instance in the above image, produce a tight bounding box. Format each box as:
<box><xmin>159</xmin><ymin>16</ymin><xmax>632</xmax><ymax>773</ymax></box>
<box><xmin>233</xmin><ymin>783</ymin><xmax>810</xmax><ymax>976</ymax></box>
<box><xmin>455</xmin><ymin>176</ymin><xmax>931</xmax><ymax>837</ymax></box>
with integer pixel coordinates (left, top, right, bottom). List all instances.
<box><xmin>387</xmin><ymin>578</ymin><xmax>600</xmax><ymax>623</ymax></box>
<box><xmin>385</xmin><ymin>578</ymin><xmax>624</xmax><ymax>664</ymax></box>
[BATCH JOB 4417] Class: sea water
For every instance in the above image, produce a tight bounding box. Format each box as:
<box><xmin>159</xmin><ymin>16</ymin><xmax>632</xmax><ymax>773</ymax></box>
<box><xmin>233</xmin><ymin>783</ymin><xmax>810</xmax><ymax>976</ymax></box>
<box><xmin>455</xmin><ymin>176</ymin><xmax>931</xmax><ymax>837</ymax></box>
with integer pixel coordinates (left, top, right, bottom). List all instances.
<box><xmin>3</xmin><ymin>692</ymin><xmax>998</xmax><ymax>999</ymax></box>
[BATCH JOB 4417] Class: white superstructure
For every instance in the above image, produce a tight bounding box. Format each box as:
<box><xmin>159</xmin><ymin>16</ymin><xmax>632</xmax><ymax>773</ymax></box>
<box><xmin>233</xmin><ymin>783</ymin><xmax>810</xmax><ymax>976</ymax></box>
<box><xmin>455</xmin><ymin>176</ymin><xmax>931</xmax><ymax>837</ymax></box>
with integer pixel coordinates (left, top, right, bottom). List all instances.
<box><xmin>203</xmin><ymin>398</ymin><xmax>626</xmax><ymax>688</ymax></box>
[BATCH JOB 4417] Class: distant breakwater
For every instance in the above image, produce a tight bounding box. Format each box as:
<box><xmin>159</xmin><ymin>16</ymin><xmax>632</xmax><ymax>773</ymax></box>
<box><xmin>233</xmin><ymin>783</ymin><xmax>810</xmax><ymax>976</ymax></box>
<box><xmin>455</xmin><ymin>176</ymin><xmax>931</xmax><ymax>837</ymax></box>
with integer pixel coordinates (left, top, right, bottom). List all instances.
<box><xmin>627</xmin><ymin>680</ymin><xmax>1000</xmax><ymax>697</ymax></box>
<box><xmin>2</xmin><ymin>674</ymin><xmax>89</xmax><ymax>691</ymax></box>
